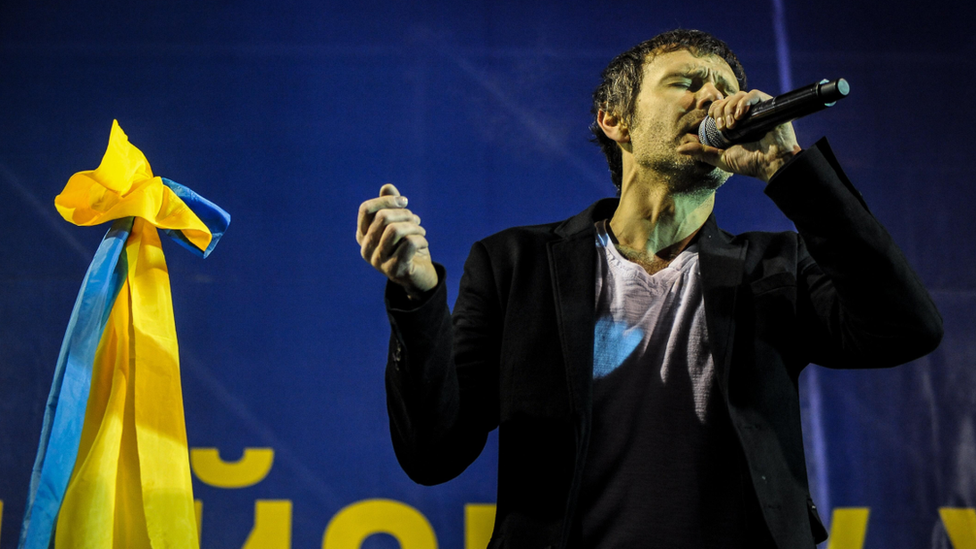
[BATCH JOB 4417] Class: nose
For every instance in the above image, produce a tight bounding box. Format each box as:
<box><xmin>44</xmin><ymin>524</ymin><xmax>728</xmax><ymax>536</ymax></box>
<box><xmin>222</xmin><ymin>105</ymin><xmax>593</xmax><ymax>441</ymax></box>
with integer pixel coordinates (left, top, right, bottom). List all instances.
<box><xmin>696</xmin><ymin>82</ymin><xmax>725</xmax><ymax>111</ymax></box>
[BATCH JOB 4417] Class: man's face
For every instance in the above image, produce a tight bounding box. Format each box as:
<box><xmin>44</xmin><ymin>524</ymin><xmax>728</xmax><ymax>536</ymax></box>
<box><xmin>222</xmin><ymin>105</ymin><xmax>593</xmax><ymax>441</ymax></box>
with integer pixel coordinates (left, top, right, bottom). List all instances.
<box><xmin>626</xmin><ymin>49</ymin><xmax>740</xmax><ymax>194</ymax></box>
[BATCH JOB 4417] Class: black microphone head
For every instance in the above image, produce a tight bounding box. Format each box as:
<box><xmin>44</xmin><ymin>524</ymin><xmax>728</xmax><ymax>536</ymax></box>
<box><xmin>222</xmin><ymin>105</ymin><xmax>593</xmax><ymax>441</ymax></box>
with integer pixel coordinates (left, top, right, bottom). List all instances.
<box><xmin>698</xmin><ymin>116</ymin><xmax>732</xmax><ymax>148</ymax></box>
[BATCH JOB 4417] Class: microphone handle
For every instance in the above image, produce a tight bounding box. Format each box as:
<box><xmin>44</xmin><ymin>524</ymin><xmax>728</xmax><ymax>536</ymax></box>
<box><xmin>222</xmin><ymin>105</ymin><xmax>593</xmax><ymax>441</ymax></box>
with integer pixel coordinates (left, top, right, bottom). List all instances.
<box><xmin>703</xmin><ymin>78</ymin><xmax>850</xmax><ymax>147</ymax></box>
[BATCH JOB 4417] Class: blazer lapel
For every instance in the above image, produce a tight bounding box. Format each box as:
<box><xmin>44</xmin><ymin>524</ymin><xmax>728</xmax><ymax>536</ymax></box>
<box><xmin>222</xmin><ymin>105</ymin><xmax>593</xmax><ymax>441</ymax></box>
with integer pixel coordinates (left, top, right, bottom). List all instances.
<box><xmin>541</xmin><ymin>200</ymin><xmax>620</xmax><ymax>547</ymax></box>
<box><xmin>548</xmin><ymin>230</ymin><xmax>597</xmax><ymax>425</ymax></box>
<box><xmin>699</xmin><ymin>215</ymin><xmax>747</xmax><ymax>391</ymax></box>
<box><xmin>545</xmin><ymin>199</ymin><xmax>616</xmax><ymax>426</ymax></box>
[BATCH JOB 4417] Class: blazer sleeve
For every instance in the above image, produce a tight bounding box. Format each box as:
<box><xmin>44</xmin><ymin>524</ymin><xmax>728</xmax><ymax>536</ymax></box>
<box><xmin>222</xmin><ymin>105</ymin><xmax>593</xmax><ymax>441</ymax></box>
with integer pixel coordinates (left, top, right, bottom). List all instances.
<box><xmin>384</xmin><ymin>241</ymin><xmax>501</xmax><ymax>485</ymax></box>
<box><xmin>765</xmin><ymin>137</ymin><xmax>943</xmax><ymax>368</ymax></box>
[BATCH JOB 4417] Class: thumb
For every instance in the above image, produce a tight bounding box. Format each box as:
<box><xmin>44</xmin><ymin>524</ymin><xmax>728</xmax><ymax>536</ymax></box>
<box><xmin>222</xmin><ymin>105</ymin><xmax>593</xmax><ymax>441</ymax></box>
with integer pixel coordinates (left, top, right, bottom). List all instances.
<box><xmin>379</xmin><ymin>183</ymin><xmax>400</xmax><ymax>197</ymax></box>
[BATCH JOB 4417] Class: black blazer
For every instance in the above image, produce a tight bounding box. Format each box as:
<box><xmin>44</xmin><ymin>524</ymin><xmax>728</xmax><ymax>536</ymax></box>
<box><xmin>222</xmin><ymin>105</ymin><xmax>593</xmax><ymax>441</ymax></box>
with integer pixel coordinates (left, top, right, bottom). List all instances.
<box><xmin>384</xmin><ymin>139</ymin><xmax>943</xmax><ymax>549</ymax></box>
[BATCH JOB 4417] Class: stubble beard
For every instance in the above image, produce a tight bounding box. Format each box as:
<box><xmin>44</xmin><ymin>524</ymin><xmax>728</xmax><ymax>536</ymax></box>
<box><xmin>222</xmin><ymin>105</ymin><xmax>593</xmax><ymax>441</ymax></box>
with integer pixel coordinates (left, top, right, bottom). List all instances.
<box><xmin>651</xmin><ymin>155</ymin><xmax>730</xmax><ymax>198</ymax></box>
<box><xmin>632</xmin><ymin>117</ymin><xmax>731</xmax><ymax>197</ymax></box>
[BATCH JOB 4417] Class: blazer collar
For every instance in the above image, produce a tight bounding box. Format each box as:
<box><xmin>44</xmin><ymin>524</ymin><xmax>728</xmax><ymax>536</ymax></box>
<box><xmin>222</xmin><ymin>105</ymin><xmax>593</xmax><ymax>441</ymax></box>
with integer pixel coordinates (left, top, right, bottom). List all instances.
<box><xmin>553</xmin><ymin>198</ymin><xmax>619</xmax><ymax>239</ymax></box>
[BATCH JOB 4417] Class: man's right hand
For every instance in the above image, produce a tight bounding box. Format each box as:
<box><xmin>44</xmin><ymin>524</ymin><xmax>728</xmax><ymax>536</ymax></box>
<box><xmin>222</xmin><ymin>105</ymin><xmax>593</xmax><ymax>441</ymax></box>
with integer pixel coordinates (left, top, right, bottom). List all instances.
<box><xmin>357</xmin><ymin>184</ymin><xmax>438</xmax><ymax>298</ymax></box>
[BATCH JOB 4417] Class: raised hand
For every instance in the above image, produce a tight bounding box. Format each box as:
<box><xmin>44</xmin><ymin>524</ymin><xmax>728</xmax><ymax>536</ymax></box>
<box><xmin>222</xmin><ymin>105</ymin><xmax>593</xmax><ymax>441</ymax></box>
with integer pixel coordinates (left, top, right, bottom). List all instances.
<box><xmin>680</xmin><ymin>89</ymin><xmax>802</xmax><ymax>183</ymax></box>
<box><xmin>356</xmin><ymin>184</ymin><xmax>438</xmax><ymax>298</ymax></box>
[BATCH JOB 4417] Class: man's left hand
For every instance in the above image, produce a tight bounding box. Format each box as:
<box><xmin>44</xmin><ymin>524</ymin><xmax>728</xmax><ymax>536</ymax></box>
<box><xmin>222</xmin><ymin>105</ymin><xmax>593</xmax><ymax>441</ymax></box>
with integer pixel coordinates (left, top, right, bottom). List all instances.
<box><xmin>679</xmin><ymin>89</ymin><xmax>802</xmax><ymax>183</ymax></box>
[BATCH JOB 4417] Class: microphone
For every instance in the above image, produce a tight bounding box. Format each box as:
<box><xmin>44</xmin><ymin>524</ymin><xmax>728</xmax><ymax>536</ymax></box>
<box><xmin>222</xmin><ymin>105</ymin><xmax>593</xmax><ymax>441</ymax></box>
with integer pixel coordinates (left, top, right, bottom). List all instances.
<box><xmin>698</xmin><ymin>78</ymin><xmax>850</xmax><ymax>148</ymax></box>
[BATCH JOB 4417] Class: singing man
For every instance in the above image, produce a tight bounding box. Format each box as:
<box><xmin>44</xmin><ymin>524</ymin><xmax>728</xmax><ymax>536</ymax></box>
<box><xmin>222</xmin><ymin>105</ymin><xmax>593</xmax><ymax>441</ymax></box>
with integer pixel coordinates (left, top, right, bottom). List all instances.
<box><xmin>356</xmin><ymin>28</ymin><xmax>942</xmax><ymax>548</ymax></box>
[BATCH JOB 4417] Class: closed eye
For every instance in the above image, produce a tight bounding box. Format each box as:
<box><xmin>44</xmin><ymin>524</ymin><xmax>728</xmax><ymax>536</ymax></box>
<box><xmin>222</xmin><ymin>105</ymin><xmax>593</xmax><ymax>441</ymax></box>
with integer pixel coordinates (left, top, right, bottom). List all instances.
<box><xmin>668</xmin><ymin>78</ymin><xmax>699</xmax><ymax>90</ymax></box>
<box><xmin>663</xmin><ymin>67</ymin><xmax>737</xmax><ymax>95</ymax></box>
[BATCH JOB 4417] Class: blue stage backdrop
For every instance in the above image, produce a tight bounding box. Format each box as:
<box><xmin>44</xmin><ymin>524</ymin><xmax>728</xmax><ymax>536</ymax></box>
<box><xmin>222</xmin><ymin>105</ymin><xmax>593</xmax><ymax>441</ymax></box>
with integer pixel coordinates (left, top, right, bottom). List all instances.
<box><xmin>1</xmin><ymin>0</ymin><xmax>974</xmax><ymax>547</ymax></box>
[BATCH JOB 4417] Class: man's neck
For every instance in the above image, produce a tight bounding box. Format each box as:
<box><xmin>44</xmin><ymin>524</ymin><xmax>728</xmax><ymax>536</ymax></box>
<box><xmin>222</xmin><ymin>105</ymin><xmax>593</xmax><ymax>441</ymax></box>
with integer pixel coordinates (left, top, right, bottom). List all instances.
<box><xmin>608</xmin><ymin>175</ymin><xmax>714</xmax><ymax>267</ymax></box>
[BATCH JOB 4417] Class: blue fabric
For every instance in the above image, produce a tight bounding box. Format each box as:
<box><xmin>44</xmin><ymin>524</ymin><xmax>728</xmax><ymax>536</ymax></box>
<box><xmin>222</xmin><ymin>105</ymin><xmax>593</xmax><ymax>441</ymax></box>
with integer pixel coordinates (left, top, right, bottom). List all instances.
<box><xmin>19</xmin><ymin>218</ymin><xmax>132</xmax><ymax>549</ymax></box>
<box><xmin>161</xmin><ymin>177</ymin><xmax>231</xmax><ymax>258</ymax></box>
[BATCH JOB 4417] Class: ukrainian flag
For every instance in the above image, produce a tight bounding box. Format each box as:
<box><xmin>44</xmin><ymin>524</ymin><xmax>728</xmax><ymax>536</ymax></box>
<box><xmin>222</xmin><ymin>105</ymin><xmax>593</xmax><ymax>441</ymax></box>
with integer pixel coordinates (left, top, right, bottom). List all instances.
<box><xmin>19</xmin><ymin>120</ymin><xmax>230</xmax><ymax>548</ymax></box>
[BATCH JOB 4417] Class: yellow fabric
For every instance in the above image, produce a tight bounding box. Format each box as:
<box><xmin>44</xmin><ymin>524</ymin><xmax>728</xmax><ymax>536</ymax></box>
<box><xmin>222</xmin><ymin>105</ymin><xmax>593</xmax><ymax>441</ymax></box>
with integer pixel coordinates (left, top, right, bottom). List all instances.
<box><xmin>54</xmin><ymin>121</ymin><xmax>205</xmax><ymax>548</ymax></box>
<box><xmin>55</xmin><ymin>120</ymin><xmax>212</xmax><ymax>253</ymax></box>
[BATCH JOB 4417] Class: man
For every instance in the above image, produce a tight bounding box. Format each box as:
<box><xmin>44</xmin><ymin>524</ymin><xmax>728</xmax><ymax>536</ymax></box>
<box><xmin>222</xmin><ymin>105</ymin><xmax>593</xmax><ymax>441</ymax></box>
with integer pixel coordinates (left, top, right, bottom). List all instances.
<box><xmin>356</xmin><ymin>29</ymin><xmax>942</xmax><ymax>548</ymax></box>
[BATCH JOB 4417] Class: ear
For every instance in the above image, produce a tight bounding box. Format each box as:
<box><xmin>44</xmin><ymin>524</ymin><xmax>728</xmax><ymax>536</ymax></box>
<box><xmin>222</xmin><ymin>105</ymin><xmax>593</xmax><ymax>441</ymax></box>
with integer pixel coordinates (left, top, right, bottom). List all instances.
<box><xmin>597</xmin><ymin>110</ymin><xmax>630</xmax><ymax>143</ymax></box>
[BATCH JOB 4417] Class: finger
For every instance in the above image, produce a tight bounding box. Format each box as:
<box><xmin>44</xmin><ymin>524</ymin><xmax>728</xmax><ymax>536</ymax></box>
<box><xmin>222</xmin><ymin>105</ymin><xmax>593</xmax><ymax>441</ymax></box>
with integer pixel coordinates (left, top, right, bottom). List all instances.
<box><xmin>729</xmin><ymin>91</ymin><xmax>771</xmax><ymax>128</ymax></box>
<box><xmin>720</xmin><ymin>91</ymin><xmax>754</xmax><ymax>129</ymax></box>
<box><xmin>360</xmin><ymin>208</ymin><xmax>421</xmax><ymax>254</ymax></box>
<box><xmin>357</xmin><ymin>193</ymin><xmax>410</xmax><ymax>242</ymax></box>
<box><xmin>719</xmin><ymin>91</ymin><xmax>747</xmax><ymax>130</ymax></box>
<box><xmin>370</xmin><ymin>221</ymin><xmax>427</xmax><ymax>267</ymax></box>
<box><xmin>710</xmin><ymin>91</ymin><xmax>745</xmax><ymax>131</ymax></box>
<box><xmin>376</xmin><ymin>221</ymin><xmax>427</xmax><ymax>261</ymax></box>
<box><xmin>360</xmin><ymin>195</ymin><xmax>409</xmax><ymax>218</ymax></box>
<box><xmin>677</xmin><ymin>141</ymin><xmax>726</xmax><ymax>167</ymax></box>
<box><xmin>383</xmin><ymin>234</ymin><xmax>430</xmax><ymax>280</ymax></box>
<box><xmin>379</xmin><ymin>183</ymin><xmax>400</xmax><ymax>197</ymax></box>
<box><xmin>708</xmin><ymin>97</ymin><xmax>730</xmax><ymax>129</ymax></box>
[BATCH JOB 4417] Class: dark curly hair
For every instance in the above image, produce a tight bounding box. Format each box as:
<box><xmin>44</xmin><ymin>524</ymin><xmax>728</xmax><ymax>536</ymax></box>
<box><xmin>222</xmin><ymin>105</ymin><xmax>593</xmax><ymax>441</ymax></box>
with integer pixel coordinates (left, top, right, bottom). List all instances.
<box><xmin>590</xmin><ymin>29</ymin><xmax>747</xmax><ymax>192</ymax></box>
